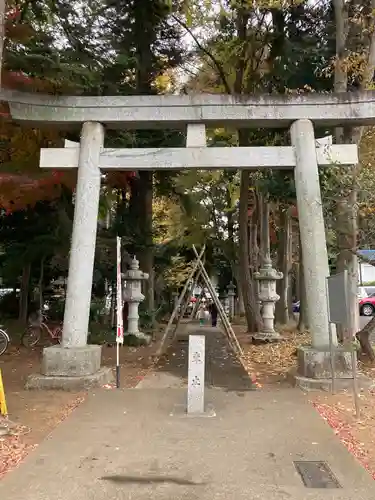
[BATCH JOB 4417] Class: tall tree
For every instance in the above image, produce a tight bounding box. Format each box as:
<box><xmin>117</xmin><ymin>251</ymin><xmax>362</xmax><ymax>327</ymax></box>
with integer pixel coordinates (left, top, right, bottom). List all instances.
<box><xmin>178</xmin><ymin>0</ymin><xmax>335</xmax><ymax>333</ymax></box>
<box><xmin>333</xmin><ymin>0</ymin><xmax>375</xmax><ymax>345</ymax></box>
<box><xmin>102</xmin><ymin>0</ymin><xmax>183</xmax><ymax>315</ymax></box>
<box><xmin>0</xmin><ymin>0</ymin><xmax>5</xmax><ymax>87</ymax></box>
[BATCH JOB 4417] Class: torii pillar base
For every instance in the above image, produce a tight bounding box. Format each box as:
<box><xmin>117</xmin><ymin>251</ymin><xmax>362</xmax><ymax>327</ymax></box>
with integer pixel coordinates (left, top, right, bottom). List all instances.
<box><xmin>25</xmin><ymin>345</ymin><xmax>114</xmax><ymax>391</ymax></box>
<box><xmin>291</xmin><ymin>346</ymin><xmax>370</xmax><ymax>392</ymax></box>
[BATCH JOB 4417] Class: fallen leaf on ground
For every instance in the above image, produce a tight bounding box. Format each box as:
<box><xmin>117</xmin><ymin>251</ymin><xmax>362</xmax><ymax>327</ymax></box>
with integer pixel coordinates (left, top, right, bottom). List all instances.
<box><xmin>234</xmin><ymin>324</ymin><xmax>375</xmax><ymax>481</ymax></box>
<box><xmin>313</xmin><ymin>402</ymin><xmax>375</xmax><ymax>480</ymax></box>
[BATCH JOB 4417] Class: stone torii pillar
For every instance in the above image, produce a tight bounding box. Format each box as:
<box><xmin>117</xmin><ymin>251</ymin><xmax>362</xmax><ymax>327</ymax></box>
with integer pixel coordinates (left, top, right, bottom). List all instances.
<box><xmin>27</xmin><ymin>122</ymin><xmax>113</xmax><ymax>390</ymax></box>
<box><xmin>62</xmin><ymin>122</ymin><xmax>103</xmax><ymax>348</ymax></box>
<box><xmin>291</xmin><ymin>120</ymin><xmax>345</xmax><ymax>388</ymax></box>
<box><xmin>291</xmin><ymin>119</ymin><xmax>334</xmax><ymax>348</ymax></box>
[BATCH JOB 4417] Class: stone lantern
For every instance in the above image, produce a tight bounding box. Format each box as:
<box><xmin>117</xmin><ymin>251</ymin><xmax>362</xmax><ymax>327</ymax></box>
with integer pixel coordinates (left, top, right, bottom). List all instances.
<box><xmin>123</xmin><ymin>256</ymin><xmax>151</xmax><ymax>344</ymax></box>
<box><xmin>222</xmin><ymin>290</ymin><xmax>229</xmax><ymax>312</ymax></box>
<box><xmin>172</xmin><ymin>291</ymin><xmax>179</xmax><ymax>310</ymax></box>
<box><xmin>254</xmin><ymin>256</ymin><xmax>283</xmax><ymax>341</ymax></box>
<box><xmin>227</xmin><ymin>281</ymin><xmax>236</xmax><ymax>320</ymax></box>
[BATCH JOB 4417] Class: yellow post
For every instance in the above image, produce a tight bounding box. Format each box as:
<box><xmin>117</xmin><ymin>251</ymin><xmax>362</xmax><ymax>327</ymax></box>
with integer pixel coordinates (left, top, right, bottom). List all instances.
<box><xmin>0</xmin><ymin>369</ymin><xmax>7</xmax><ymax>416</ymax></box>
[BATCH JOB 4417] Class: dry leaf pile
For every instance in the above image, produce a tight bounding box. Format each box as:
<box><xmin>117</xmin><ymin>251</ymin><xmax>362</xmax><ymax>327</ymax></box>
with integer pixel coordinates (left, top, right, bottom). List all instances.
<box><xmin>0</xmin><ymin>424</ymin><xmax>36</xmax><ymax>479</ymax></box>
<box><xmin>239</xmin><ymin>329</ymin><xmax>310</xmax><ymax>383</ymax></box>
<box><xmin>0</xmin><ymin>395</ymin><xmax>85</xmax><ymax>479</ymax></box>
<box><xmin>55</xmin><ymin>395</ymin><xmax>85</xmax><ymax>425</ymax></box>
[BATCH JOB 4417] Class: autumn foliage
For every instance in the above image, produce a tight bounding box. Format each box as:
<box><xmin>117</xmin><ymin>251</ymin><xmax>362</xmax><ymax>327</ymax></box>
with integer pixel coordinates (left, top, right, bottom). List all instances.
<box><xmin>0</xmin><ymin>4</ymin><xmax>135</xmax><ymax>213</ymax></box>
<box><xmin>0</xmin><ymin>5</ymin><xmax>68</xmax><ymax>212</ymax></box>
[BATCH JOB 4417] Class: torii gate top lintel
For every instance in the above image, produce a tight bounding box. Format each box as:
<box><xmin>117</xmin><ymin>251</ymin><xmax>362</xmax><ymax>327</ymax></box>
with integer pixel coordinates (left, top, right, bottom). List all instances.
<box><xmin>2</xmin><ymin>89</ymin><xmax>375</xmax><ymax>129</ymax></box>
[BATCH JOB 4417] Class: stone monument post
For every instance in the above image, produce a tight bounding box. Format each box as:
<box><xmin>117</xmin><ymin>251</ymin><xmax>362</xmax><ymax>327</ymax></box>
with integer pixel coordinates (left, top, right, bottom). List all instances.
<box><xmin>123</xmin><ymin>257</ymin><xmax>151</xmax><ymax>345</ymax></box>
<box><xmin>187</xmin><ymin>334</ymin><xmax>205</xmax><ymax>414</ymax></box>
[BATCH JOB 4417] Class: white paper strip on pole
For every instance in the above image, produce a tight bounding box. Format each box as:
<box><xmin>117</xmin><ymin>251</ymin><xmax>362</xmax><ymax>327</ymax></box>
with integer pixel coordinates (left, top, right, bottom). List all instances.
<box><xmin>116</xmin><ymin>236</ymin><xmax>124</xmax><ymax>344</ymax></box>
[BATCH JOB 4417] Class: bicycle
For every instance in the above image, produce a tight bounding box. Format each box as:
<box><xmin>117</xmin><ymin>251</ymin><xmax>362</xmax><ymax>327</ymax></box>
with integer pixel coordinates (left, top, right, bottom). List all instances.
<box><xmin>0</xmin><ymin>328</ymin><xmax>9</xmax><ymax>356</ymax></box>
<box><xmin>21</xmin><ymin>313</ymin><xmax>62</xmax><ymax>347</ymax></box>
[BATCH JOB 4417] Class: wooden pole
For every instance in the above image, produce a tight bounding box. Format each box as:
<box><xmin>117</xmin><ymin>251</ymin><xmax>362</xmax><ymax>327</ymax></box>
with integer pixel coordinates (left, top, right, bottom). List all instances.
<box><xmin>171</xmin><ymin>268</ymin><xmax>202</xmax><ymax>339</ymax></box>
<box><xmin>192</xmin><ymin>245</ymin><xmax>243</xmax><ymax>358</ymax></box>
<box><xmin>156</xmin><ymin>246</ymin><xmax>206</xmax><ymax>357</ymax></box>
<box><xmin>190</xmin><ymin>289</ymin><xmax>203</xmax><ymax>319</ymax></box>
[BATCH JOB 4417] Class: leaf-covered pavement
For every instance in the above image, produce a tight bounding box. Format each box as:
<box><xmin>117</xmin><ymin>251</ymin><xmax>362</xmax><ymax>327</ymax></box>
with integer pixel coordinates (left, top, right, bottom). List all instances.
<box><xmin>234</xmin><ymin>324</ymin><xmax>375</xmax><ymax>481</ymax></box>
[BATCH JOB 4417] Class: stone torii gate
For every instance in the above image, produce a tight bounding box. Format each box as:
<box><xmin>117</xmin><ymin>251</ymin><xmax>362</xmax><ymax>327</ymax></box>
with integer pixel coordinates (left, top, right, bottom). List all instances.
<box><xmin>1</xmin><ymin>89</ymin><xmax>368</xmax><ymax>389</ymax></box>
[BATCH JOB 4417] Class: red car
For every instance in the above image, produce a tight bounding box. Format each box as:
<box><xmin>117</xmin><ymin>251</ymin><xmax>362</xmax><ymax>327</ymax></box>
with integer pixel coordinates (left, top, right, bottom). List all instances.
<box><xmin>359</xmin><ymin>294</ymin><xmax>375</xmax><ymax>316</ymax></box>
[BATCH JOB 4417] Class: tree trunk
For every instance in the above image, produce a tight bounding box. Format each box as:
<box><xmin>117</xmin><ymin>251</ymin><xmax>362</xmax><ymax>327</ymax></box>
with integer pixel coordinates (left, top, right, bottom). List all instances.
<box><xmin>333</xmin><ymin>0</ymin><xmax>352</xmax><ymax>340</ymax></box>
<box><xmin>238</xmin><ymin>170</ymin><xmax>253</xmax><ymax>330</ymax></box>
<box><xmin>38</xmin><ymin>256</ymin><xmax>45</xmax><ymax>313</ymax></box>
<box><xmin>287</xmin><ymin>218</ymin><xmax>294</xmax><ymax>316</ymax></box>
<box><xmin>226</xmin><ymin>182</ymin><xmax>235</xmax><ymax>245</ymax></box>
<box><xmin>132</xmin><ymin>2</ymin><xmax>158</xmax><ymax>324</ymax></box>
<box><xmin>258</xmin><ymin>194</ymin><xmax>269</xmax><ymax>265</ymax></box>
<box><xmin>249</xmin><ymin>213</ymin><xmax>260</xmax><ymax>318</ymax></box>
<box><xmin>333</xmin><ymin>0</ymin><xmax>348</xmax><ymax>107</ymax></box>
<box><xmin>336</xmin><ymin>188</ymin><xmax>359</xmax><ymax>340</ymax></box>
<box><xmin>333</xmin><ymin>0</ymin><xmax>375</xmax><ymax>341</ymax></box>
<box><xmin>250</xmin><ymin>217</ymin><xmax>259</xmax><ymax>274</ymax></box>
<box><xmin>238</xmin><ymin>168</ymin><xmax>261</xmax><ymax>332</ymax></box>
<box><xmin>237</xmin><ymin>292</ymin><xmax>245</xmax><ymax>316</ymax></box>
<box><xmin>275</xmin><ymin>206</ymin><xmax>291</xmax><ymax>325</ymax></box>
<box><xmin>356</xmin><ymin>316</ymin><xmax>375</xmax><ymax>362</ymax></box>
<box><xmin>138</xmin><ymin>171</ymin><xmax>154</xmax><ymax>319</ymax></box>
<box><xmin>19</xmin><ymin>263</ymin><xmax>31</xmax><ymax>324</ymax></box>
<box><xmin>287</xmin><ymin>277</ymin><xmax>293</xmax><ymax>318</ymax></box>
<box><xmin>297</xmin><ymin>237</ymin><xmax>309</xmax><ymax>332</ymax></box>
<box><xmin>233</xmin><ymin>265</ymin><xmax>245</xmax><ymax>316</ymax></box>
<box><xmin>294</xmin><ymin>262</ymin><xmax>300</xmax><ymax>301</ymax></box>
<box><xmin>0</xmin><ymin>0</ymin><xmax>5</xmax><ymax>88</ymax></box>
<box><xmin>233</xmin><ymin>6</ymin><xmax>256</xmax><ymax>331</ymax></box>
<box><xmin>129</xmin><ymin>172</ymin><xmax>154</xmax><ymax>319</ymax></box>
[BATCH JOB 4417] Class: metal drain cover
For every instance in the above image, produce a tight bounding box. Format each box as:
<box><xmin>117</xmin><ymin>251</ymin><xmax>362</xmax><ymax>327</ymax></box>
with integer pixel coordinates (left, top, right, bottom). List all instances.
<box><xmin>294</xmin><ymin>461</ymin><xmax>341</xmax><ymax>489</ymax></box>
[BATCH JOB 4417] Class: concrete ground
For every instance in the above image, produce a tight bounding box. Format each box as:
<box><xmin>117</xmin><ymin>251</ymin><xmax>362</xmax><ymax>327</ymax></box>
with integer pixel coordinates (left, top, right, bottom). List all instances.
<box><xmin>0</xmin><ymin>324</ymin><xmax>374</xmax><ymax>499</ymax></box>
